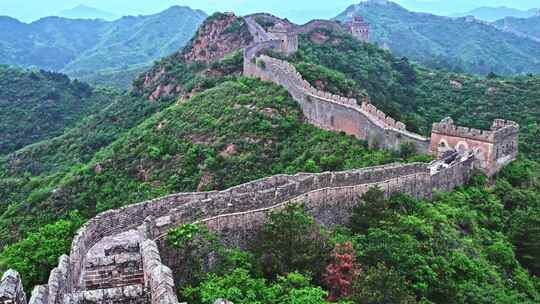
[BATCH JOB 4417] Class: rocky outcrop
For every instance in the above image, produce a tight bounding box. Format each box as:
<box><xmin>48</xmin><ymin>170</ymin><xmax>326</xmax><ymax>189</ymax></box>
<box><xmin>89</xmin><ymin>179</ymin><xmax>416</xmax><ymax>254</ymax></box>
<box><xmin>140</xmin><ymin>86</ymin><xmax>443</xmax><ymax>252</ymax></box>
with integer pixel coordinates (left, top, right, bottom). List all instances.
<box><xmin>0</xmin><ymin>270</ymin><xmax>26</xmax><ymax>304</ymax></box>
<box><xmin>182</xmin><ymin>13</ymin><xmax>253</xmax><ymax>63</ymax></box>
<box><xmin>133</xmin><ymin>12</ymin><xmax>252</xmax><ymax>101</ymax></box>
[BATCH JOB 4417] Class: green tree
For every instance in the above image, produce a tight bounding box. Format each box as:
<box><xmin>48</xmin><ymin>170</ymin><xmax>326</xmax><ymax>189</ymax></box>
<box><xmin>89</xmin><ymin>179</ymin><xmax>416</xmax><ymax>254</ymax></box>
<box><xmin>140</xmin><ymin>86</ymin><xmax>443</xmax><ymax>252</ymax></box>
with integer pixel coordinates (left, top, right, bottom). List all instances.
<box><xmin>167</xmin><ymin>223</ymin><xmax>222</xmax><ymax>287</ymax></box>
<box><xmin>350</xmin><ymin>263</ymin><xmax>417</xmax><ymax>304</ymax></box>
<box><xmin>254</xmin><ymin>204</ymin><xmax>332</xmax><ymax>282</ymax></box>
<box><xmin>0</xmin><ymin>213</ymin><xmax>83</xmax><ymax>289</ymax></box>
<box><xmin>348</xmin><ymin>187</ymin><xmax>388</xmax><ymax>234</ymax></box>
<box><xmin>184</xmin><ymin>269</ymin><xmax>329</xmax><ymax>304</ymax></box>
<box><xmin>510</xmin><ymin>209</ymin><xmax>540</xmax><ymax>275</ymax></box>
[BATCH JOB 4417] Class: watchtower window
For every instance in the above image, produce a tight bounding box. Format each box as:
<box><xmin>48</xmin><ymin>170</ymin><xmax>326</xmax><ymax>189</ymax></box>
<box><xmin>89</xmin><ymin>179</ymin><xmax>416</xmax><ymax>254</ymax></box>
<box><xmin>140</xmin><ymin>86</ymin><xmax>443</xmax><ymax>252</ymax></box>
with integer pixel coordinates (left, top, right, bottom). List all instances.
<box><xmin>456</xmin><ymin>142</ymin><xmax>468</xmax><ymax>154</ymax></box>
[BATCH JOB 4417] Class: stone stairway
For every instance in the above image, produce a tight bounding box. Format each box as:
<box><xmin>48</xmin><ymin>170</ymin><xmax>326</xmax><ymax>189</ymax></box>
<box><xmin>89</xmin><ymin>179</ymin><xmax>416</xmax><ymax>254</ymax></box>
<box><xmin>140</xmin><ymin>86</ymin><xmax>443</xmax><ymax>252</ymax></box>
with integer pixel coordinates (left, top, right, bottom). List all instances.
<box><xmin>83</xmin><ymin>242</ymin><xmax>144</xmax><ymax>290</ymax></box>
<box><xmin>63</xmin><ymin>231</ymin><xmax>150</xmax><ymax>304</ymax></box>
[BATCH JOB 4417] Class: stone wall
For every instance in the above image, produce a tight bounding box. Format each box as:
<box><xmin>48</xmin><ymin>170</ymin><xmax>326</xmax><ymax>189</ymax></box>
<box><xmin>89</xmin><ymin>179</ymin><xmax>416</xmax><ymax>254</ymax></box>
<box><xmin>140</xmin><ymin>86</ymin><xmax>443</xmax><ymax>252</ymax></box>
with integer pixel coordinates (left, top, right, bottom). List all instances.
<box><xmin>153</xmin><ymin>154</ymin><xmax>474</xmax><ymax>290</ymax></box>
<box><xmin>28</xmin><ymin>286</ymin><xmax>47</xmax><ymax>304</ymax></box>
<box><xmin>138</xmin><ymin>226</ymin><xmax>179</xmax><ymax>304</ymax></box>
<box><xmin>244</xmin><ymin>53</ymin><xmax>430</xmax><ymax>153</ymax></box>
<box><xmin>15</xmin><ymin>13</ymin><xmax>515</xmax><ymax>304</ymax></box>
<box><xmin>25</xmin><ymin>155</ymin><xmax>476</xmax><ymax>303</ymax></box>
<box><xmin>26</xmin><ymin>255</ymin><xmax>71</xmax><ymax>304</ymax></box>
<box><xmin>430</xmin><ymin>117</ymin><xmax>519</xmax><ymax>176</ymax></box>
<box><xmin>64</xmin><ymin>163</ymin><xmax>422</xmax><ymax>292</ymax></box>
<box><xmin>48</xmin><ymin>256</ymin><xmax>70</xmax><ymax>304</ymax></box>
<box><xmin>0</xmin><ymin>270</ymin><xmax>26</xmax><ymax>304</ymax></box>
<box><xmin>347</xmin><ymin>16</ymin><xmax>370</xmax><ymax>42</ymax></box>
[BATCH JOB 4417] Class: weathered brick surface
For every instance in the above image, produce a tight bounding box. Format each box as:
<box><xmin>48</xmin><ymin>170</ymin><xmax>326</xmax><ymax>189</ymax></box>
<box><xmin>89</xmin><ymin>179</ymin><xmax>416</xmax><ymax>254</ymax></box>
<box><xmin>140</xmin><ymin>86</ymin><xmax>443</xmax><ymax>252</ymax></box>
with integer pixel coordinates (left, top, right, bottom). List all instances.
<box><xmin>430</xmin><ymin>117</ymin><xmax>519</xmax><ymax>176</ymax></box>
<box><xmin>63</xmin><ymin>285</ymin><xmax>147</xmax><ymax>304</ymax></box>
<box><xmin>0</xmin><ymin>270</ymin><xmax>26</xmax><ymax>304</ymax></box>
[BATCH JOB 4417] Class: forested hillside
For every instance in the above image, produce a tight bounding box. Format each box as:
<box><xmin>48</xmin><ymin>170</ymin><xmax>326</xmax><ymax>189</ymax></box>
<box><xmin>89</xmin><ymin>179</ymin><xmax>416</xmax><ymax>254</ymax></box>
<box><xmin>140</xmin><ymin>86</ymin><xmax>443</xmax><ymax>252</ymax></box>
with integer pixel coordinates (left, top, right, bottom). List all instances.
<box><xmin>289</xmin><ymin>28</ymin><xmax>540</xmax><ymax>161</ymax></box>
<box><xmin>0</xmin><ymin>66</ymin><xmax>113</xmax><ymax>155</ymax></box>
<box><xmin>0</xmin><ymin>6</ymin><xmax>206</xmax><ymax>88</ymax></box>
<box><xmin>452</xmin><ymin>6</ymin><xmax>538</xmax><ymax>21</ymax></box>
<box><xmin>0</xmin><ymin>12</ymin><xmax>538</xmax><ymax>303</ymax></box>
<box><xmin>334</xmin><ymin>0</ymin><xmax>540</xmax><ymax>75</ymax></box>
<box><xmin>493</xmin><ymin>16</ymin><xmax>540</xmax><ymax>42</ymax></box>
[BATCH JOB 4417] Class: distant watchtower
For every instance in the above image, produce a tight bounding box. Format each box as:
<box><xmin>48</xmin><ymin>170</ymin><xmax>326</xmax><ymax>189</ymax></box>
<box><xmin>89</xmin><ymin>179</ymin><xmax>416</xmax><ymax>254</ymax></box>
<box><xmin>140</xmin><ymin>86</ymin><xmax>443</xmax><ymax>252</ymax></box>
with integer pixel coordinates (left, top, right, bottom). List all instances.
<box><xmin>348</xmin><ymin>16</ymin><xmax>370</xmax><ymax>42</ymax></box>
<box><xmin>268</xmin><ymin>23</ymin><xmax>298</xmax><ymax>55</ymax></box>
<box><xmin>430</xmin><ymin>117</ymin><xmax>519</xmax><ymax>176</ymax></box>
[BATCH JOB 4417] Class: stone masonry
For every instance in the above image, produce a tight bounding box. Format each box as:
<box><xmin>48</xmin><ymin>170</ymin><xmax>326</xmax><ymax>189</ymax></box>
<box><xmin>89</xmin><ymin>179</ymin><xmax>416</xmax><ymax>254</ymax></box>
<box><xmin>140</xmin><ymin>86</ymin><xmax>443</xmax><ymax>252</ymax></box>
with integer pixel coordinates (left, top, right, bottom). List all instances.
<box><xmin>430</xmin><ymin>117</ymin><xmax>519</xmax><ymax>176</ymax></box>
<box><xmin>244</xmin><ymin>15</ymin><xmax>431</xmax><ymax>153</ymax></box>
<box><xmin>347</xmin><ymin>16</ymin><xmax>370</xmax><ymax>42</ymax></box>
<box><xmin>4</xmin><ymin>12</ymin><xmax>519</xmax><ymax>304</ymax></box>
<box><xmin>21</xmin><ymin>155</ymin><xmax>476</xmax><ymax>304</ymax></box>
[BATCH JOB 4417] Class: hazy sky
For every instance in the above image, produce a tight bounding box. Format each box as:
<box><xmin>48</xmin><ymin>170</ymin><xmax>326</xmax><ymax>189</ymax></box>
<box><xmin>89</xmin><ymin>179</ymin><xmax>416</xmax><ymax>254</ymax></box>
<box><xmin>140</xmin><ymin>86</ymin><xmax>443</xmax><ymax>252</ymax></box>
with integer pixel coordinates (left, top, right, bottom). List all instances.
<box><xmin>1</xmin><ymin>0</ymin><xmax>539</xmax><ymax>23</ymax></box>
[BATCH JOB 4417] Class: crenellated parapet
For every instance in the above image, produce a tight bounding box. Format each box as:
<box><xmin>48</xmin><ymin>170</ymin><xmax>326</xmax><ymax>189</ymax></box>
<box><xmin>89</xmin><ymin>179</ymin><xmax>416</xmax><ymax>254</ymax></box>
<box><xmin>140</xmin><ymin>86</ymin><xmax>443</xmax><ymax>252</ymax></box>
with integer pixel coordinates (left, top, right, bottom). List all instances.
<box><xmin>360</xmin><ymin>99</ymin><xmax>407</xmax><ymax>131</ymax></box>
<box><xmin>243</xmin><ymin>15</ymin><xmax>430</xmax><ymax>152</ymax></box>
<box><xmin>430</xmin><ymin>117</ymin><xmax>519</xmax><ymax>176</ymax></box>
<box><xmin>346</xmin><ymin>16</ymin><xmax>370</xmax><ymax>42</ymax></box>
<box><xmin>433</xmin><ymin>117</ymin><xmax>493</xmax><ymax>143</ymax></box>
<box><xmin>11</xmin><ymin>147</ymin><xmax>482</xmax><ymax>304</ymax></box>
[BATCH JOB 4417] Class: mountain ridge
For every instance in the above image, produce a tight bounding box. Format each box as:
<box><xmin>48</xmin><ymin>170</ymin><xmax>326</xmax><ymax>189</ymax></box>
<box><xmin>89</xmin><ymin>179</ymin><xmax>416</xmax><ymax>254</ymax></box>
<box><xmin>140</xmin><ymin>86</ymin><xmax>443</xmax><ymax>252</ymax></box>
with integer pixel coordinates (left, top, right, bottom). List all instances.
<box><xmin>57</xmin><ymin>4</ymin><xmax>118</xmax><ymax>20</ymax></box>
<box><xmin>452</xmin><ymin>6</ymin><xmax>538</xmax><ymax>21</ymax></box>
<box><xmin>335</xmin><ymin>0</ymin><xmax>540</xmax><ymax>75</ymax></box>
<box><xmin>0</xmin><ymin>6</ymin><xmax>207</xmax><ymax>88</ymax></box>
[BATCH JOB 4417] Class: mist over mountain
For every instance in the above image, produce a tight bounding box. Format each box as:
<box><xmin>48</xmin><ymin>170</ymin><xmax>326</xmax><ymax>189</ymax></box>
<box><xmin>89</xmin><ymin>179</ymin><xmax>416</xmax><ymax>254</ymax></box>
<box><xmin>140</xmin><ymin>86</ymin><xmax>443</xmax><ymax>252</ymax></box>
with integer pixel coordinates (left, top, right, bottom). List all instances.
<box><xmin>57</xmin><ymin>4</ymin><xmax>118</xmax><ymax>20</ymax></box>
<box><xmin>452</xmin><ymin>6</ymin><xmax>538</xmax><ymax>21</ymax></box>
<box><xmin>399</xmin><ymin>0</ymin><xmax>539</xmax><ymax>16</ymax></box>
<box><xmin>493</xmin><ymin>15</ymin><xmax>540</xmax><ymax>42</ymax></box>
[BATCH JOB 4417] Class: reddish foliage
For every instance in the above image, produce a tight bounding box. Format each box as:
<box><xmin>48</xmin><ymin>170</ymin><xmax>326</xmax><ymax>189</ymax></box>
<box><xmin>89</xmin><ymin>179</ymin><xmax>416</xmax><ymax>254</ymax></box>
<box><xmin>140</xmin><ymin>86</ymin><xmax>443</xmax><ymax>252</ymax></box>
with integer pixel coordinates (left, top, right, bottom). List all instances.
<box><xmin>324</xmin><ymin>242</ymin><xmax>362</xmax><ymax>301</ymax></box>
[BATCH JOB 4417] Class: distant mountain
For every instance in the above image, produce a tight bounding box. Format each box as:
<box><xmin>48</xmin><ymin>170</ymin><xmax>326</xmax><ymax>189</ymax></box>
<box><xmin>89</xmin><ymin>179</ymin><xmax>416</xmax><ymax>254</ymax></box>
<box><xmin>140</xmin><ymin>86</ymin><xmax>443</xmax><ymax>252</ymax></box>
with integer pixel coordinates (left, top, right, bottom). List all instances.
<box><xmin>399</xmin><ymin>0</ymin><xmax>539</xmax><ymax>16</ymax></box>
<box><xmin>57</xmin><ymin>5</ymin><xmax>118</xmax><ymax>20</ymax></box>
<box><xmin>0</xmin><ymin>6</ymin><xmax>207</xmax><ymax>88</ymax></box>
<box><xmin>334</xmin><ymin>0</ymin><xmax>540</xmax><ymax>76</ymax></box>
<box><xmin>452</xmin><ymin>6</ymin><xmax>538</xmax><ymax>22</ymax></box>
<box><xmin>493</xmin><ymin>15</ymin><xmax>540</xmax><ymax>42</ymax></box>
<box><xmin>0</xmin><ymin>66</ymin><xmax>113</xmax><ymax>155</ymax></box>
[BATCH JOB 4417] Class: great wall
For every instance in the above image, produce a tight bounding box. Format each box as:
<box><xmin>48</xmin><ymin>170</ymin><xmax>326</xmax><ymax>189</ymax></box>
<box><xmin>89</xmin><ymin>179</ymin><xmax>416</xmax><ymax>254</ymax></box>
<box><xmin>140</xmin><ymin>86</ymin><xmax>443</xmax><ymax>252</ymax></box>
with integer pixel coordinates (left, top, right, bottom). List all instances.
<box><xmin>0</xmin><ymin>13</ymin><xmax>520</xmax><ymax>304</ymax></box>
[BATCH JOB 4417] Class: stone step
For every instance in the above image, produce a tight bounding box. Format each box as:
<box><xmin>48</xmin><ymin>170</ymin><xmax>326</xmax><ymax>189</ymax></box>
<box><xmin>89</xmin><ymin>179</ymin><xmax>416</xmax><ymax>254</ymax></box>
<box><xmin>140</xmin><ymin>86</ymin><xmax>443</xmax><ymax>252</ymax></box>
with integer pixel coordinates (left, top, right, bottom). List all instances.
<box><xmin>83</xmin><ymin>244</ymin><xmax>145</xmax><ymax>291</ymax></box>
<box><xmin>85</xmin><ymin>252</ymin><xmax>142</xmax><ymax>270</ymax></box>
<box><xmin>63</xmin><ymin>284</ymin><xmax>148</xmax><ymax>304</ymax></box>
<box><xmin>104</xmin><ymin>242</ymin><xmax>140</xmax><ymax>257</ymax></box>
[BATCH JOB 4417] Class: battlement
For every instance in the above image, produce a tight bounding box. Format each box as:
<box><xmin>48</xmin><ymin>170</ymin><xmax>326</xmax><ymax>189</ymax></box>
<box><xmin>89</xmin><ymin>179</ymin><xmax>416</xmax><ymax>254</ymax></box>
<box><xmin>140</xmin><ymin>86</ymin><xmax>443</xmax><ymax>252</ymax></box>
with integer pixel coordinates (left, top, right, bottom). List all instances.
<box><xmin>432</xmin><ymin>117</ymin><xmax>495</xmax><ymax>142</ymax></box>
<box><xmin>10</xmin><ymin>13</ymin><xmax>521</xmax><ymax>304</ymax></box>
<box><xmin>430</xmin><ymin>117</ymin><xmax>519</xmax><ymax>176</ymax></box>
<box><xmin>432</xmin><ymin>117</ymin><xmax>519</xmax><ymax>143</ymax></box>
<box><xmin>19</xmin><ymin>156</ymin><xmax>477</xmax><ymax>304</ymax></box>
<box><xmin>347</xmin><ymin>16</ymin><xmax>370</xmax><ymax>42</ymax></box>
<box><xmin>361</xmin><ymin>100</ymin><xmax>407</xmax><ymax>131</ymax></box>
<box><xmin>252</xmin><ymin>54</ymin><xmax>417</xmax><ymax>138</ymax></box>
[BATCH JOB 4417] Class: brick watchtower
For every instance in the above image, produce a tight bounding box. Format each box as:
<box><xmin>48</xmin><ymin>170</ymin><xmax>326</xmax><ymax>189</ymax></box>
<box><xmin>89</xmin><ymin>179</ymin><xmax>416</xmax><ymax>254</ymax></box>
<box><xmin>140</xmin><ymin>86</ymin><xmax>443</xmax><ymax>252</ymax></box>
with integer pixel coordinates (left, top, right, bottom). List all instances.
<box><xmin>430</xmin><ymin>117</ymin><xmax>519</xmax><ymax>176</ymax></box>
<box><xmin>268</xmin><ymin>22</ymin><xmax>298</xmax><ymax>55</ymax></box>
<box><xmin>348</xmin><ymin>16</ymin><xmax>370</xmax><ymax>42</ymax></box>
